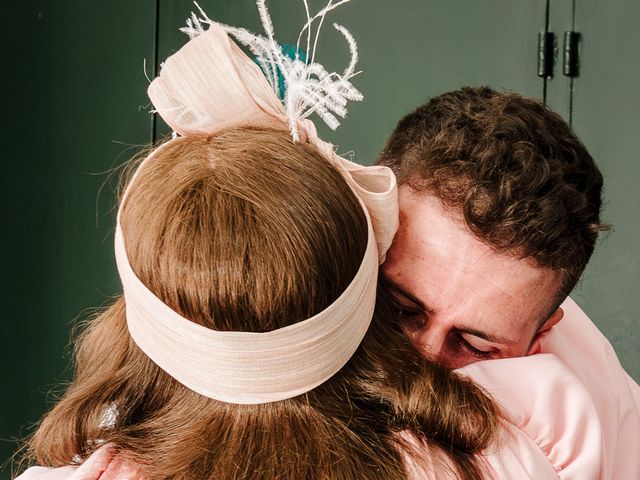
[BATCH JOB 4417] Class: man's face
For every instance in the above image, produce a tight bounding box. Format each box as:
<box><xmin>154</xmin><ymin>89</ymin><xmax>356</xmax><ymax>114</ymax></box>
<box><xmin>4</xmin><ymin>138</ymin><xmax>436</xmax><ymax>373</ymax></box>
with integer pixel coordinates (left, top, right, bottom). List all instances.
<box><xmin>382</xmin><ymin>187</ymin><xmax>563</xmax><ymax>370</ymax></box>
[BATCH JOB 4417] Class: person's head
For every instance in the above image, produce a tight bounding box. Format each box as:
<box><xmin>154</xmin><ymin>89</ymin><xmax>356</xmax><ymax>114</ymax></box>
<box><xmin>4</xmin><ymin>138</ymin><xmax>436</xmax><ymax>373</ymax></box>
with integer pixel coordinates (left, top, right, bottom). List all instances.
<box><xmin>26</xmin><ymin>126</ymin><xmax>498</xmax><ymax>479</ymax></box>
<box><xmin>378</xmin><ymin>86</ymin><xmax>606</xmax><ymax>369</ymax></box>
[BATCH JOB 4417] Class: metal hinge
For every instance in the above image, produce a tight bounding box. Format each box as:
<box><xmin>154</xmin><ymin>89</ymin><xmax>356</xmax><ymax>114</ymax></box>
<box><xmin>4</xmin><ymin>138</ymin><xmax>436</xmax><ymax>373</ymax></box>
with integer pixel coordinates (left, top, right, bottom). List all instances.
<box><xmin>537</xmin><ymin>32</ymin><xmax>556</xmax><ymax>78</ymax></box>
<box><xmin>563</xmin><ymin>31</ymin><xmax>580</xmax><ymax>77</ymax></box>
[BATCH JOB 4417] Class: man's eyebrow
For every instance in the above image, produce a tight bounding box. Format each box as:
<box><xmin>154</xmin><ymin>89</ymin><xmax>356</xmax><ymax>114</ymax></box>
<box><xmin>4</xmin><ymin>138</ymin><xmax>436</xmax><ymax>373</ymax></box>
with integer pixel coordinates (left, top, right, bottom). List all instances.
<box><xmin>382</xmin><ymin>278</ymin><xmax>517</xmax><ymax>345</ymax></box>
<box><xmin>456</xmin><ymin>327</ymin><xmax>514</xmax><ymax>346</ymax></box>
<box><xmin>381</xmin><ymin>278</ymin><xmax>427</xmax><ymax>310</ymax></box>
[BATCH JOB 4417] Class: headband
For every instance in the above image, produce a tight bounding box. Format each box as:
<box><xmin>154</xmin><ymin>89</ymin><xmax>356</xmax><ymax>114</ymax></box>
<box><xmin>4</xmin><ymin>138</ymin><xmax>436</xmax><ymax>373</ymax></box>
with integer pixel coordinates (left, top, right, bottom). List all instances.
<box><xmin>114</xmin><ymin>1</ymin><xmax>398</xmax><ymax>404</ymax></box>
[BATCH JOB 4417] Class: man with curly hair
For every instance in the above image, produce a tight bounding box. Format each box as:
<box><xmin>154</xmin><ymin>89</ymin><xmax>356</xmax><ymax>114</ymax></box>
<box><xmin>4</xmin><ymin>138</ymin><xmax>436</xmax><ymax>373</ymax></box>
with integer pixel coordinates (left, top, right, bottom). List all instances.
<box><xmin>377</xmin><ymin>86</ymin><xmax>620</xmax><ymax>370</ymax></box>
<box><xmin>377</xmin><ymin>88</ymin><xmax>640</xmax><ymax>477</ymax></box>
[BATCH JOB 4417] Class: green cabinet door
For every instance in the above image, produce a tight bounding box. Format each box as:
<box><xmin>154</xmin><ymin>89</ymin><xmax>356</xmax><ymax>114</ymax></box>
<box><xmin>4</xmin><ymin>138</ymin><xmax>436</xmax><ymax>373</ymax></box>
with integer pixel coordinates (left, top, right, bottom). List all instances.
<box><xmin>2</xmin><ymin>2</ymin><xmax>155</xmax><ymax>477</ymax></box>
<box><xmin>562</xmin><ymin>0</ymin><xmax>640</xmax><ymax>380</ymax></box>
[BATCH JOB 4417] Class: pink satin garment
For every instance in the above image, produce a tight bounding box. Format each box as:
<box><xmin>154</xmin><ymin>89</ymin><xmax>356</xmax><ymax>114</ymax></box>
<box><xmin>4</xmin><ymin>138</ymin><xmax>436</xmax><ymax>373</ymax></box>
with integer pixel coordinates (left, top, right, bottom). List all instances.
<box><xmin>535</xmin><ymin>297</ymin><xmax>640</xmax><ymax>479</ymax></box>
<box><xmin>454</xmin><ymin>296</ymin><xmax>640</xmax><ymax>480</ymax></box>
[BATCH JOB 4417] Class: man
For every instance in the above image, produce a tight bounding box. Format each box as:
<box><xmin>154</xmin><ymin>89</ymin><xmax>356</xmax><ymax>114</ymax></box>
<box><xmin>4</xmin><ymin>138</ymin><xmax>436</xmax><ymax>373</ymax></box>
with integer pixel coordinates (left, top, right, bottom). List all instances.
<box><xmin>377</xmin><ymin>86</ymin><xmax>640</xmax><ymax>478</ymax></box>
<box><xmin>378</xmin><ymin>86</ymin><xmax>606</xmax><ymax>369</ymax></box>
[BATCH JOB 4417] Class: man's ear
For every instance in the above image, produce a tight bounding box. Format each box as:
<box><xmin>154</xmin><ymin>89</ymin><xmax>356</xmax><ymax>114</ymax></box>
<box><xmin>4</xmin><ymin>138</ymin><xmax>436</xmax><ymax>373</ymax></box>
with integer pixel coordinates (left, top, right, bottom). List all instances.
<box><xmin>538</xmin><ymin>307</ymin><xmax>564</xmax><ymax>334</ymax></box>
<box><xmin>527</xmin><ymin>307</ymin><xmax>564</xmax><ymax>355</ymax></box>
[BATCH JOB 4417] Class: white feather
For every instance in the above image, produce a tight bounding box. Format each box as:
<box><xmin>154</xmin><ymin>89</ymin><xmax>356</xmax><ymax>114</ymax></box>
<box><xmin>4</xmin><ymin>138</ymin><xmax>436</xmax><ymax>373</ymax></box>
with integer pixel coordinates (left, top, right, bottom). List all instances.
<box><xmin>333</xmin><ymin>23</ymin><xmax>359</xmax><ymax>78</ymax></box>
<box><xmin>181</xmin><ymin>0</ymin><xmax>362</xmax><ymax>140</ymax></box>
<box><xmin>297</xmin><ymin>0</ymin><xmax>313</xmax><ymax>61</ymax></box>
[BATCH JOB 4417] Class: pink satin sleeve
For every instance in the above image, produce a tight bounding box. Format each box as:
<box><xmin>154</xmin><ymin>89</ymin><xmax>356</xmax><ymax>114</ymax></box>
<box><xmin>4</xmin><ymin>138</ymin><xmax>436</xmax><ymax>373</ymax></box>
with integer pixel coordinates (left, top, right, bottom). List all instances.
<box><xmin>454</xmin><ymin>297</ymin><xmax>640</xmax><ymax>480</ymax></box>
<box><xmin>535</xmin><ymin>297</ymin><xmax>640</xmax><ymax>480</ymax></box>
<box><xmin>460</xmin><ymin>354</ymin><xmax>603</xmax><ymax>479</ymax></box>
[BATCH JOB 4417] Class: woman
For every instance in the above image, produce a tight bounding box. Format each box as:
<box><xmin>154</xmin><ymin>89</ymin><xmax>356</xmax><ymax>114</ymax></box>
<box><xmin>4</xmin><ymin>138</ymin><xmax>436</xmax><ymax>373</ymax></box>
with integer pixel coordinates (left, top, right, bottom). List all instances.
<box><xmin>18</xmin><ymin>123</ymin><xmax>503</xmax><ymax>479</ymax></box>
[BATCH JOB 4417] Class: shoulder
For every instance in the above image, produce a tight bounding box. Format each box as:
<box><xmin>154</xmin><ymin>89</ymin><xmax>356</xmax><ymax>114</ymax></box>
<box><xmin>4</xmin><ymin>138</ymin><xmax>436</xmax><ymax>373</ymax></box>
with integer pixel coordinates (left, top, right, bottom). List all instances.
<box><xmin>540</xmin><ymin>297</ymin><xmax>639</xmax><ymax>407</ymax></box>
<box><xmin>539</xmin><ymin>297</ymin><xmax>640</xmax><ymax>479</ymax></box>
<box><xmin>459</xmin><ymin>354</ymin><xmax>603</xmax><ymax>479</ymax></box>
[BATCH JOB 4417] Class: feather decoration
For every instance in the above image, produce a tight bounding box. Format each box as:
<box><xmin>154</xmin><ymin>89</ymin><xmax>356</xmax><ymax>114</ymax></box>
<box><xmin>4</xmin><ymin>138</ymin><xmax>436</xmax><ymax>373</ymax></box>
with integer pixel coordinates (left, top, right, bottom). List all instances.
<box><xmin>181</xmin><ymin>0</ymin><xmax>362</xmax><ymax>141</ymax></box>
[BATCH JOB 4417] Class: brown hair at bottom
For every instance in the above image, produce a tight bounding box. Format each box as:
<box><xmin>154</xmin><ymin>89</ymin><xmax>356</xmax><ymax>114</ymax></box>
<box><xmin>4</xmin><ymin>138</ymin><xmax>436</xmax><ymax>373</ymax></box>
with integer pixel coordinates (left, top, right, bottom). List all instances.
<box><xmin>20</xmin><ymin>126</ymin><xmax>499</xmax><ymax>479</ymax></box>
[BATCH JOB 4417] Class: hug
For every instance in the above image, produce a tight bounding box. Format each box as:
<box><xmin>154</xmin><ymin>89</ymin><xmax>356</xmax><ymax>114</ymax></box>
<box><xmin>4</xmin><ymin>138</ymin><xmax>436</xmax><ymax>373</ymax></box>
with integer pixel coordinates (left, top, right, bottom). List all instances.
<box><xmin>14</xmin><ymin>2</ymin><xmax>639</xmax><ymax>479</ymax></box>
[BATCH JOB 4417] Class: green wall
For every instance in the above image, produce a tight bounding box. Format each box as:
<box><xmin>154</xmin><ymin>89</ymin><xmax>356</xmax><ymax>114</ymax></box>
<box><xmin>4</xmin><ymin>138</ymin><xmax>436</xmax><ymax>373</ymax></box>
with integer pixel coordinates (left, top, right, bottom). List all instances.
<box><xmin>2</xmin><ymin>1</ymin><xmax>154</xmax><ymax>477</ymax></box>
<box><xmin>4</xmin><ymin>1</ymin><xmax>638</xmax><ymax>477</ymax></box>
<box><xmin>568</xmin><ymin>0</ymin><xmax>640</xmax><ymax>383</ymax></box>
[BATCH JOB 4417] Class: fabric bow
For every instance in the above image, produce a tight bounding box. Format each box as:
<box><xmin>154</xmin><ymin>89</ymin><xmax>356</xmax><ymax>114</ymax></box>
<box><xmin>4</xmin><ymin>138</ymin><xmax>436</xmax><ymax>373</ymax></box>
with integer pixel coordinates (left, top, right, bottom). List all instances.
<box><xmin>148</xmin><ymin>24</ymin><xmax>398</xmax><ymax>262</ymax></box>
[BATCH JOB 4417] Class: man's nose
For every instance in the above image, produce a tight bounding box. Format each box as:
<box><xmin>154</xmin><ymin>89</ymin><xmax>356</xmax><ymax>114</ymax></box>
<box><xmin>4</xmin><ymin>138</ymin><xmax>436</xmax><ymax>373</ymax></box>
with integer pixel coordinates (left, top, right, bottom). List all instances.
<box><xmin>409</xmin><ymin>325</ymin><xmax>447</xmax><ymax>361</ymax></box>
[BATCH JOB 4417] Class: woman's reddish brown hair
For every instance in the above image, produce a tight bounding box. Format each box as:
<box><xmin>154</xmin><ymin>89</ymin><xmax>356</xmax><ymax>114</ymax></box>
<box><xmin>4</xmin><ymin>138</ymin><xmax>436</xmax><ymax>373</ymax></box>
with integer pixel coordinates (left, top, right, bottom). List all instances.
<box><xmin>23</xmin><ymin>126</ymin><xmax>498</xmax><ymax>479</ymax></box>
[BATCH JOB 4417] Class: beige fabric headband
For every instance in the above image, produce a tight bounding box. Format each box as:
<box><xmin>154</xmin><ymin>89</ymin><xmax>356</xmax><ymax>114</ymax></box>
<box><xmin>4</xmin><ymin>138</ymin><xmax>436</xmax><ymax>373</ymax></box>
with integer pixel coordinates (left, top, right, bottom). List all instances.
<box><xmin>114</xmin><ymin>2</ymin><xmax>398</xmax><ymax>404</ymax></box>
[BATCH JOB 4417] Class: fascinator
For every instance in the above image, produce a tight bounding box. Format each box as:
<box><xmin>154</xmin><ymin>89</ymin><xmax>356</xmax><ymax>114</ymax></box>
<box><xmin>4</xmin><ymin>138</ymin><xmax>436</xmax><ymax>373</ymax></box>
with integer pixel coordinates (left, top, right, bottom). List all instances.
<box><xmin>114</xmin><ymin>0</ymin><xmax>398</xmax><ymax>404</ymax></box>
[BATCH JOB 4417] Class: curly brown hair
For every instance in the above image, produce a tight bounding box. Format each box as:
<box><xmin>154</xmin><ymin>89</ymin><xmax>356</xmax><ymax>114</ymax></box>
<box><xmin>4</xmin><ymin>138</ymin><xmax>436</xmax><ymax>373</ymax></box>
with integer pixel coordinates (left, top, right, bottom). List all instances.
<box><xmin>378</xmin><ymin>86</ymin><xmax>607</xmax><ymax>302</ymax></box>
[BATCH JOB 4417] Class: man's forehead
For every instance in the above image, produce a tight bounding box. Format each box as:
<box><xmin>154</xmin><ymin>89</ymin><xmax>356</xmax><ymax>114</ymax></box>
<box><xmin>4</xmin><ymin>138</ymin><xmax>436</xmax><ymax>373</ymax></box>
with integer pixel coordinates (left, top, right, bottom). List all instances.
<box><xmin>398</xmin><ymin>186</ymin><xmax>466</xmax><ymax>233</ymax></box>
<box><xmin>394</xmin><ymin>192</ymin><xmax>552</xmax><ymax>293</ymax></box>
